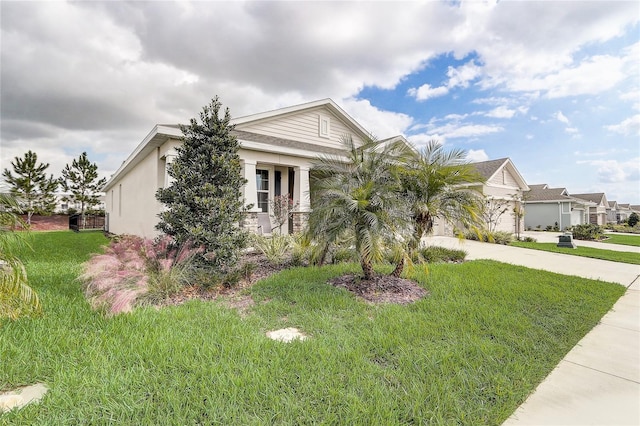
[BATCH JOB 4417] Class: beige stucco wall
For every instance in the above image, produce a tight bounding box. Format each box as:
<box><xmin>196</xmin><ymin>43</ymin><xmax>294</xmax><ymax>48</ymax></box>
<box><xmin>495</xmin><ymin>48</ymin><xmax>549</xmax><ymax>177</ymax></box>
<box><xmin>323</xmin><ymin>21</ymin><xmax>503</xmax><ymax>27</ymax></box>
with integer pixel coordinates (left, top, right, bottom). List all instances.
<box><xmin>106</xmin><ymin>147</ymin><xmax>163</xmax><ymax>238</ymax></box>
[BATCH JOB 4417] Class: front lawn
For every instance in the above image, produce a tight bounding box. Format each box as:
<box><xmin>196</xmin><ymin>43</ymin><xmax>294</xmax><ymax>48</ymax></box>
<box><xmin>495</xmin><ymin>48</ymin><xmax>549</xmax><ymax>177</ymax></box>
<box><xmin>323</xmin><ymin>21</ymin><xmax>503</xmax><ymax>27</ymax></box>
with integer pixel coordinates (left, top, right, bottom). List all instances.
<box><xmin>602</xmin><ymin>233</ymin><xmax>640</xmax><ymax>247</ymax></box>
<box><xmin>510</xmin><ymin>241</ymin><xmax>640</xmax><ymax>264</ymax></box>
<box><xmin>1</xmin><ymin>231</ymin><xmax>625</xmax><ymax>424</ymax></box>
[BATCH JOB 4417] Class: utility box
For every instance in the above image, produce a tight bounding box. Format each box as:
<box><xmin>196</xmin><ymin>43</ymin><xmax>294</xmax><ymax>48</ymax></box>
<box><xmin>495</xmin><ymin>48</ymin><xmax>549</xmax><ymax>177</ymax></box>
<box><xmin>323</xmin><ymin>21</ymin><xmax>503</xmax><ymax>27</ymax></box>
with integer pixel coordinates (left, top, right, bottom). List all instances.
<box><xmin>557</xmin><ymin>232</ymin><xmax>577</xmax><ymax>248</ymax></box>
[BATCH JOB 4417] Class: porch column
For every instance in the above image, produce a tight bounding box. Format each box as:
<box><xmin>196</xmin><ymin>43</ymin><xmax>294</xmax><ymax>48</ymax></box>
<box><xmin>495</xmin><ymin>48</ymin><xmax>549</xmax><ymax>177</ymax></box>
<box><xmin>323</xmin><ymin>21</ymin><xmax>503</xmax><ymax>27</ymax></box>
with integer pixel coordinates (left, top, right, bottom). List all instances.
<box><xmin>292</xmin><ymin>166</ymin><xmax>310</xmax><ymax>233</ymax></box>
<box><xmin>293</xmin><ymin>166</ymin><xmax>310</xmax><ymax>212</ymax></box>
<box><xmin>241</xmin><ymin>160</ymin><xmax>260</xmax><ymax>212</ymax></box>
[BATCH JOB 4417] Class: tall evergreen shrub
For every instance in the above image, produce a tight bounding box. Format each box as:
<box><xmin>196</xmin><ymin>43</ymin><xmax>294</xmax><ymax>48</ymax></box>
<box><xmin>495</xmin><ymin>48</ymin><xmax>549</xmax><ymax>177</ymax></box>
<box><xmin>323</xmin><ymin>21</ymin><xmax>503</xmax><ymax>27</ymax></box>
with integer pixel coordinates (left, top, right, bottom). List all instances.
<box><xmin>156</xmin><ymin>97</ymin><xmax>248</xmax><ymax>270</ymax></box>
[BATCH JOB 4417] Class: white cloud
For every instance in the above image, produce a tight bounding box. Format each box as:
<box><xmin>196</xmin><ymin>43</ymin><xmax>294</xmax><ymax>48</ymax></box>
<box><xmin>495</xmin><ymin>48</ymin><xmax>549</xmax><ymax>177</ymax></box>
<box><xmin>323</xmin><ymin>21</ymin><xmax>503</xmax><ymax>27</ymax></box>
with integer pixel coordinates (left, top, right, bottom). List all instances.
<box><xmin>466</xmin><ymin>149</ymin><xmax>490</xmax><ymax>162</ymax></box>
<box><xmin>426</xmin><ymin>123</ymin><xmax>504</xmax><ymax>139</ymax></box>
<box><xmin>485</xmin><ymin>106</ymin><xmax>516</xmax><ymax>119</ymax></box>
<box><xmin>446</xmin><ymin>60</ymin><xmax>482</xmax><ymax>89</ymax></box>
<box><xmin>341</xmin><ymin>98</ymin><xmax>413</xmax><ymax>139</ymax></box>
<box><xmin>555</xmin><ymin>111</ymin><xmax>570</xmax><ymax>124</ymax></box>
<box><xmin>577</xmin><ymin>158</ymin><xmax>640</xmax><ymax>183</ymax></box>
<box><xmin>605</xmin><ymin>114</ymin><xmax>640</xmax><ymax>136</ymax></box>
<box><xmin>407</xmin><ymin>84</ymin><xmax>449</xmax><ymax>101</ymax></box>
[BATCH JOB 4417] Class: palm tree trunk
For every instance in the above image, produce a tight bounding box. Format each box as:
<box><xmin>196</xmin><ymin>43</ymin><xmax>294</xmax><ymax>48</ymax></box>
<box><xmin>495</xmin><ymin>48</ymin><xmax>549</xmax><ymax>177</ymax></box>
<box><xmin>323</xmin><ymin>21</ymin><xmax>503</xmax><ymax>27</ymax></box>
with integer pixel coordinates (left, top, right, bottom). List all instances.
<box><xmin>391</xmin><ymin>258</ymin><xmax>404</xmax><ymax>277</ymax></box>
<box><xmin>361</xmin><ymin>258</ymin><xmax>375</xmax><ymax>280</ymax></box>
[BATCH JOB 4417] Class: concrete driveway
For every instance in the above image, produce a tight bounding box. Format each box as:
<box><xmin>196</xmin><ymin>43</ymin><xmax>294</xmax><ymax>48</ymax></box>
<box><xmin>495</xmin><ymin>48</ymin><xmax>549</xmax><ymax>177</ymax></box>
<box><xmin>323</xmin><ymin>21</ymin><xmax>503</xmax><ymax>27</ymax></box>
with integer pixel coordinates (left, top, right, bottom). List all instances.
<box><xmin>424</xmin><ymin>235</ymin><xmax>640</xmax><ymax>425</ymax></box>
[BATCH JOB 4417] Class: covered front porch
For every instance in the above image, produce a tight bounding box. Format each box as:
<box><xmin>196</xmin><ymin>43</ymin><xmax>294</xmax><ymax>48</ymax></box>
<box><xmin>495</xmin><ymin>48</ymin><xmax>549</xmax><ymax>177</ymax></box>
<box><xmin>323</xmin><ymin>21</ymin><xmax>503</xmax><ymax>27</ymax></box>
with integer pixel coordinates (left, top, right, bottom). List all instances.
<box><xmin>240</xmin><ymin>154</ymin><xmax>311</xmax><ymax>235</ymax></box>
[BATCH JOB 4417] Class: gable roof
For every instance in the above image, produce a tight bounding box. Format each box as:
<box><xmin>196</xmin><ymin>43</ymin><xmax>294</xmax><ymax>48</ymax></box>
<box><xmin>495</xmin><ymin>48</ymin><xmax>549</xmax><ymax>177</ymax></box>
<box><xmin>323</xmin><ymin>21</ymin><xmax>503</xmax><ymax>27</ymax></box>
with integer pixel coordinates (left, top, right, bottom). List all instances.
<box><xmin>608</xmin><ymin>201</ymin><xmax>619</xmax><ymax>208</ymax></box>
<box><xmin>471</xmin><ymin>157</ymin><xmax>529</xmax><ymax>191</ymax></box>
<box><xmin>104</xmin><ymin>99</ymin><xmax>379</xmax><ymax>192</ymax></box>
<box><xmin>571</xmin><ymin>192</ymin><xmax>607</xmax><ymax>205</ymax></box>
<box><xmin>524</xmin><ymin>183</ymin><xmax>594</xmax><ymax>205</ymax></box>
<box><xmin>232</xmin><ymin>98</ymin><xmax>371</xmax><ymax>140</ymax></box>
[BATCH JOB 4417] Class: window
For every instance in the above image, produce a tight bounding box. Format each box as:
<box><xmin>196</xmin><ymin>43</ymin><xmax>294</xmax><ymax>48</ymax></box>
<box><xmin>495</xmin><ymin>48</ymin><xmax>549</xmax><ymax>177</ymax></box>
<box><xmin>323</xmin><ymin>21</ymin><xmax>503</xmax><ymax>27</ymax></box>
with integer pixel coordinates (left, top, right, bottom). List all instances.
<box><xmin>318</xmin><ymin>114</ymin><xmax>330</xmax><ymax>138</ymax></box>
<box><xmin>256</xmin><ymin>169</ymin><xmax>269</xmax><ymax>212</ymax></box>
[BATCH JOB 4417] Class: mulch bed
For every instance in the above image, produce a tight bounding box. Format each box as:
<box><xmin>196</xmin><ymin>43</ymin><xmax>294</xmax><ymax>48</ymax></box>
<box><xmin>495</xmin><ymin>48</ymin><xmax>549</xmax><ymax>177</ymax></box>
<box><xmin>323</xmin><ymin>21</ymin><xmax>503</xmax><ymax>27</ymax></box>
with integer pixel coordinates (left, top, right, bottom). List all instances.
<box><xmin>329</xmin><ymin>274</ymin><xmax>428</xmax><ymax>305</ymax></box>
<box><xmin>160</xmin><ymin>252</ymin><xmax>428</xmax><ymax>312</ymax></box>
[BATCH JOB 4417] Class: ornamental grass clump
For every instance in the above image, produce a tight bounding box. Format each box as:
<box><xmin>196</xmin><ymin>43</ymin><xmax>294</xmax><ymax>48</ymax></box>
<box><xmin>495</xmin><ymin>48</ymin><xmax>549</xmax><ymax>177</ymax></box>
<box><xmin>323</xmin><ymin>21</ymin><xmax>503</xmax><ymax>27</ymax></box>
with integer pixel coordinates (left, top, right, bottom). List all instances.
<box><xmin>80</xmin><ymin>235</ymin><xmax>202</xmax><ymax>315</ymax></box>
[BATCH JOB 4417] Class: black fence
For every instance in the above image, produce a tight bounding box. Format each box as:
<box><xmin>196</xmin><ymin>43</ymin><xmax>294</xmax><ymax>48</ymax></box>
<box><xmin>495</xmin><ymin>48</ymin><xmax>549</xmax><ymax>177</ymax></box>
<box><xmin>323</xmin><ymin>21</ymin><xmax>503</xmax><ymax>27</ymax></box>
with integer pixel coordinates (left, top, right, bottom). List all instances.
<box><xmin>69</xmin><ymin>214</ymin><xmax>105</xmax><ymax>232</ymax></box>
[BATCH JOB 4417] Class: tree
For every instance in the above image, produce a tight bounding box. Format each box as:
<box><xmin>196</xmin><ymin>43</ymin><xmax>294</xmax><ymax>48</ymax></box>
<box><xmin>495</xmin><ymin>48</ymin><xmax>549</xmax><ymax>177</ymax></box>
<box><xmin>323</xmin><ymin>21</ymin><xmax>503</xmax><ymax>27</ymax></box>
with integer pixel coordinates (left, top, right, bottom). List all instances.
<box><xmin>270</xmin><ymin>194</ymin><xmax>297</xmax><ymax>234</ymax></box>
<box><xmin>482</xmin><ymin>197</ymin><xmax>511</xmax><ymax>233</ymax></box>
<box><xmin>2</xmin><ymin>150</ymin><xmax>59</xmax><ymax>224</ymax></box>
<box><xmin>156</xmin><ymin>96</ymin><xmax>249</xmax><ymax>270</ymax></box>
<box><xmin>0</xmin><ymin>193</ymin><xmax>41</xmax><ymax>320</ymax></box>
<box><xmin>628</xmin><ymin>212</ymin><xmax>639</xmax><ymax>227</ymax></box>
<box><xmin>308</xmin><ymin>136</ymin><xmax>412</xmax><ymax>280</ymax></box>
<box><xmin>60</xmin><ymin>152</ymin><xmax>106</xmax><ymax>228</ymax></box>
<box><xmin>399</xmin><ymin>140</ymin><xmax>485</xmax><ymax>247</ymax></box>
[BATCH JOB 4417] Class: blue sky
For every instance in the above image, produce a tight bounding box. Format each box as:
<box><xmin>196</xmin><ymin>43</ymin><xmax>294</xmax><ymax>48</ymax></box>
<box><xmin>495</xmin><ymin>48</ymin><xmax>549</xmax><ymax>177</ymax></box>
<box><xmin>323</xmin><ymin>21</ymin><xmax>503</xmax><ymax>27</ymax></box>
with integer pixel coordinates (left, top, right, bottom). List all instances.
<box><xmin>1</xmin><ymin>1</ymin><xmax>639</xmax><ymax>203</ymax></box>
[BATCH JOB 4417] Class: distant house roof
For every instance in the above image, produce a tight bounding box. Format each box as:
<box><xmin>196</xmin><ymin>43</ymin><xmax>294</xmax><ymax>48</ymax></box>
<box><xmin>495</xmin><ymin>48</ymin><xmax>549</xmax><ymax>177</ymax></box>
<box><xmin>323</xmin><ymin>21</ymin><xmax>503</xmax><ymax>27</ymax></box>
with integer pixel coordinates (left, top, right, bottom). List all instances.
<box><xmin>525</xmin><ymin>183</ymin><xmax>593</xmax><ymax>205</ymax></box>
<box><xmin>571</xmin><ymin>193</ymin><xmax>607</xmax><ymax>205</ymax></box>
<box><xmin>630</xmin><ymin>205</ymin><xmax>640</xmax><ymax>212</ymax></box>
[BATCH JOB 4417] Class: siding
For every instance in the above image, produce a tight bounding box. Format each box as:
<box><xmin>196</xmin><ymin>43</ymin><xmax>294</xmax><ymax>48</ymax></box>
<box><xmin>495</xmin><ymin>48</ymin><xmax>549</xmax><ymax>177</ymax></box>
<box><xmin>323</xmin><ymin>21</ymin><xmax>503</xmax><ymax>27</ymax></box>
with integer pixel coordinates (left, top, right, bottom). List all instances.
<box><xmin>488</xmin><ymin>167</ymin><xmax>519</xmax><ymax>187</ymax></box>
<box><xmin>237</xmin><ymin>107</ymin><xmax>363</xmax><ymax>149</ymax></box>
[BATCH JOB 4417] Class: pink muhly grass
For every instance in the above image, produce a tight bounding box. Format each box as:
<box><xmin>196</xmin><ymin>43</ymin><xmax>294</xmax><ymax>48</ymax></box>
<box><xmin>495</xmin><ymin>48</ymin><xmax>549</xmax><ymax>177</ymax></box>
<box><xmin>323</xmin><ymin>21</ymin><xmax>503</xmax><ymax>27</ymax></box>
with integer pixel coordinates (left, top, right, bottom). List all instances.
<box><xmin>80</xmin><ymin>235</ymin><xmax>200</xmax><ymax>315</ymax></box>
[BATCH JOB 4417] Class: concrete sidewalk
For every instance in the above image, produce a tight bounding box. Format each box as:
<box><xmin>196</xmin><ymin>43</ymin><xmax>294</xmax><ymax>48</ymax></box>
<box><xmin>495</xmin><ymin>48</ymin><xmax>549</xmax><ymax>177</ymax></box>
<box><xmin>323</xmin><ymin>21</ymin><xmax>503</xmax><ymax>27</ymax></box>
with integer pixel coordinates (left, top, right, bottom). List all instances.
<box><xmin>424</xmin><ymin>236</ymin><xmax>640</xmax><ymax>425</ymax></box>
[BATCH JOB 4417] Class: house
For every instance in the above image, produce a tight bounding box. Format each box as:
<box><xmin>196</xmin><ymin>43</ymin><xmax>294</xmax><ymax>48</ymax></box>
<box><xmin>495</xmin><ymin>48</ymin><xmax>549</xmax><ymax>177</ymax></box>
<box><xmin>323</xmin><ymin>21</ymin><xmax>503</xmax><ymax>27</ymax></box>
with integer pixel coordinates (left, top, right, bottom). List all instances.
<box><xmin>616</xmin><ymin>203</ymin><xmax>633</xmax><ymax>223</ymax></box>
<box><xmin>54</xmin><ymin>193</ymin><xmax>106</xmax><ymax>214</ymax></box>
<box><xmin>523</xmin><ymin>184</ymin><xmax>593</xmax><ymax>231</ymax></box>
<box><xmin>571</xmin><ymin>193</ymin><xmax>609</xmax><ymax>225</ymax></box>
<box><xmin>103</xmin><ymin>99</ymin><xmax>383</xmax><ymax>238</ymax></box>
<box><xmin>607</xmin><ymin>200</ymin><xmax>619</xmax><ymax>224</ymax></box>
<box><xmin>432</xmin><ymin>157</ymin><xmax>529</xmax><ymax>235</ymax></box>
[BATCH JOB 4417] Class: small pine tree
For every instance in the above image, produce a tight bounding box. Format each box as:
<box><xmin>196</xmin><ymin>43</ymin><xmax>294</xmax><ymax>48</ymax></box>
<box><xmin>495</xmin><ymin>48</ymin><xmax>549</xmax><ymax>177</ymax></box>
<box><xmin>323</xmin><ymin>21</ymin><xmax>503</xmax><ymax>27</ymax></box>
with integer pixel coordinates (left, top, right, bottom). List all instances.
<box><xmin>60</xmin><ymin>152</ymin><xmax>107</xmax><ymax>228</ymax></box>
<box><xmin>2</xmin><ymin>150</ymin><xmax>59</xmax><ymax>224</ymax></box>
<box><xmin>628</xmin><ymin>212</ymin><xmax>639</xmax><ymax>227</ymax></box>
<box><xmin>156</xmin><ymin>96</ymin><xmax>249</xmax><ymax>270</ymax></box>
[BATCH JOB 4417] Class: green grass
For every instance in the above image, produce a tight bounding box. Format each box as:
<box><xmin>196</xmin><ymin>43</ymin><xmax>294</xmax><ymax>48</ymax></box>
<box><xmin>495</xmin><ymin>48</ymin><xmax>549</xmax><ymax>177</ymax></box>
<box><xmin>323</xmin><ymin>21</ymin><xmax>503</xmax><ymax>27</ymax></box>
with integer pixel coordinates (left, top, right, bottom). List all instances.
<box><xmin>1</xmin><ymin>231</ymin><xmax>625</xmax><ymax>425</ymax></box>
<box><xmin>510</xmin><ymin>241</ymin><xmax>640</xmax><ymax>264</ymax></box>
<box><xmin>602</xmin><ymin>233</ymin><xmax>640</xmax><ymax>247</ymax></box>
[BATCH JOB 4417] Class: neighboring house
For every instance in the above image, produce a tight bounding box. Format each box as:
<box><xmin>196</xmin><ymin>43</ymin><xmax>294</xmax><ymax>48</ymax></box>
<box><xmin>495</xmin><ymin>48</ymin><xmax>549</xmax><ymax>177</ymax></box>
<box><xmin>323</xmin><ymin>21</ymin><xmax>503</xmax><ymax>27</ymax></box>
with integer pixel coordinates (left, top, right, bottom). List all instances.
<box><xmin>54</xmin><ymin>193</ymin><xmax>106</xmax><ymax>214</ymax></box>
<box><xmin>617</xmin><ymin>203</ymin><xmax>632</xmax><ymax>223</ymax></box>
<box><xmin>571</xmin><ymin>193</ymin><xmax>609</xmax><ymax>225</ymax></box>
<box><xmin>630</xmin><ymin>205</ymin><xmax>640</xmax><ymax>215</ymax></box>
<box><xmin>607</xmin><ymin>201</ymin><xmax>619</xmax><ymax>224</ymax></box>
<box><xmin>432</xmin><ymin>157</ymin><xmax>529</xmax><ymax>235</ymax></box>
<box><xmin>523</xmin><ymin>184</ymin><xmax>593</xmax><ymax>231</ymax></box>
<box><xmin>103</xmin><ymin>99</ymin><xmax>385</xmax><ymax>238</ymax></box>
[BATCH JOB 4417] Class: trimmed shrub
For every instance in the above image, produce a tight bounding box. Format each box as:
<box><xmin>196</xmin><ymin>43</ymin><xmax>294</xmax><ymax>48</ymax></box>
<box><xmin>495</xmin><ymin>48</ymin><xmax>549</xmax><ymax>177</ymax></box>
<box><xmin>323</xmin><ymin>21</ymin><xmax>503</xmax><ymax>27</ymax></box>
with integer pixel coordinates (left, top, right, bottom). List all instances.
<box><xmin>571</xmin><ymin>224</ymin><xmax>604</xmax><ymax>241</ymax></box>
<box><xmin>465</xmin><ymin>230</ymin><xmax>513</xmax><ymax>245</ymax></box>
<box><xmin>418</xmin><ymin>246</ymin><xmax>467</xmax><ymax>263</ymax></box>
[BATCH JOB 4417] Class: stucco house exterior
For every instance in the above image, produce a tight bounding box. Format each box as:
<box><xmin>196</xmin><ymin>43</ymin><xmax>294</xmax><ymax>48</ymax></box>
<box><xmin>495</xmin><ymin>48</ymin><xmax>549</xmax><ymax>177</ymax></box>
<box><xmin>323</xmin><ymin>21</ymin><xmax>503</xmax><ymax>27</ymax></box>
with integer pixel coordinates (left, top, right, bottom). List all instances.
<box><xmin>571</xmin><ymin>193</ymin><xmax>609</xmax><ymax>225</ymax></box>
<box><xmin>103</xmin><ymin>99</ymin><xmax>388</xmax><ymax>238</ymax></box>
<box><xmin>616</xmin><ymin>203</ymin><xmax>633</xmax><ymax>223</ymax></box>
<box><xmin>432</xmin><ymin>157</ymin><xmax>529</xmax><ymax>235</ymax></box>
<box><xmin>523</xmin><ymin>184</ymin><xmax>592</xmax><ymax>231</ymax></box>
<box><xmin>607</xmin><ymin>200</ymin><xmax>619</xmax><ymax>224</ymax></box>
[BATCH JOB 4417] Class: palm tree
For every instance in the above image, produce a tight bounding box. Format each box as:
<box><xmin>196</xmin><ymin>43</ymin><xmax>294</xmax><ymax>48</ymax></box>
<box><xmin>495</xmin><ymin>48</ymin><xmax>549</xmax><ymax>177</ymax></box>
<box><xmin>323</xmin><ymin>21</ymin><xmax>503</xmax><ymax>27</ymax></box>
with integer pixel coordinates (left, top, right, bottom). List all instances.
<box><xmin>401</xmin><ymin>140</ymin><xmax>485</xmax><ymax>249</ymax></box>
<box><xmin>0</xmin><ymin>193</ymin><xmax>41</xmax><ymax>320</ymax></box>
<box><xmin>307</xmin><ymin>136</ymin><xmax>412</xmax><ymax>280</ymax></box>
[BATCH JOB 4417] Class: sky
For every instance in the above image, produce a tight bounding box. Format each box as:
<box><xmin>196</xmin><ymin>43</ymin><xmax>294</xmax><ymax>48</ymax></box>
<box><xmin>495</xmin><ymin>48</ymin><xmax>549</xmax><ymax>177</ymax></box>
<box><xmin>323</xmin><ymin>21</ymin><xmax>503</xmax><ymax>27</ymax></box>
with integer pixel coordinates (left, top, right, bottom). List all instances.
<box><xmin>1</xmin><ymin>1</ymin><xmax>639</xmax><ymax>203</ymax></box>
